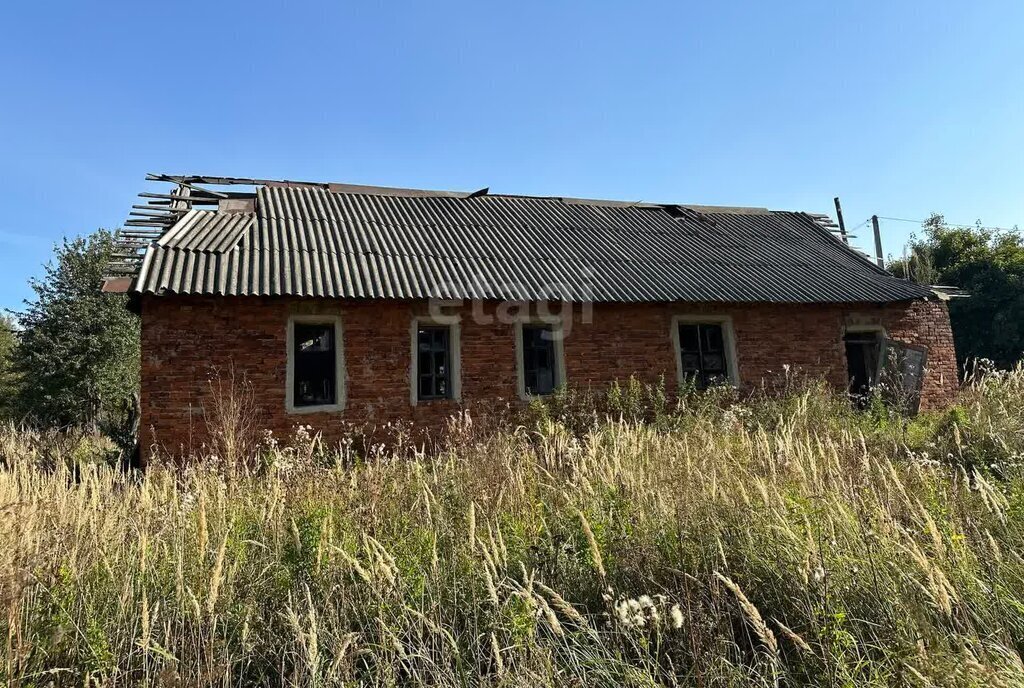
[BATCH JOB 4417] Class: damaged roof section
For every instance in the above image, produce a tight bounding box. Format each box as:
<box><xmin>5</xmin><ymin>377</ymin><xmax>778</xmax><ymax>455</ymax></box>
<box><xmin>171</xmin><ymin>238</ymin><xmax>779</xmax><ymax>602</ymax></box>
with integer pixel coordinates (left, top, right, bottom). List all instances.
<box><xmin>111</xmin><ymin>174</ymin><xmax>936</xmax><ymax>304</ymax></box>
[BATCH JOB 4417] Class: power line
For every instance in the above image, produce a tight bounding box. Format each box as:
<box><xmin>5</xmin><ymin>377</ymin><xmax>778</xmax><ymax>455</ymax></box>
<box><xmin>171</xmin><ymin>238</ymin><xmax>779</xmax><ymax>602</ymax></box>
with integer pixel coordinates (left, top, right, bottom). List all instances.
<box><xmin>848</xmin><ymin>217</ymin><xmax>872</xmax><ymax>233</ymax></box>
<box><xmin>876</xmin><ymin>215</ymin><xmax>1019</xmax><ymax>233</ymax></box>
<box><xmin>876</xmin><ymin>215</ymin><xmax>927</xmax><ymax>224</ymax></box>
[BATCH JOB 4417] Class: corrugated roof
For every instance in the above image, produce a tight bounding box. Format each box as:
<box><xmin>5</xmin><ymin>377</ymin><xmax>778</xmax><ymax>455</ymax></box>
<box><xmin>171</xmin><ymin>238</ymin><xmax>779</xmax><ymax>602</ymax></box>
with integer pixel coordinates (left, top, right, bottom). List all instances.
<box><xmin>131</xmin><ymin>184</ymin><xmax>933</xmax><ymax>303</ymax></box>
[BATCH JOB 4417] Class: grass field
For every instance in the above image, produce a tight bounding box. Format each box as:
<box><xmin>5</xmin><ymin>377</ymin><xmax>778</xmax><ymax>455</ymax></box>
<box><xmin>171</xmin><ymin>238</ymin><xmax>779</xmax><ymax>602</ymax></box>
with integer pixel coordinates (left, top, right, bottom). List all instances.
<box><xmin>1</xmin><ymin>370</ymin><xmax>1023</xmax><ymax>686</ymax></box>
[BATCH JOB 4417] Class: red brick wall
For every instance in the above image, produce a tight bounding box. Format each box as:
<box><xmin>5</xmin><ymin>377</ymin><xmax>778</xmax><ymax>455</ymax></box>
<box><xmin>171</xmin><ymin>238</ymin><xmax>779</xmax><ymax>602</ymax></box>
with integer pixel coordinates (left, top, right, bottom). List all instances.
<box><xmin>139</xmin><ymin>295</ymin><xmax>958</xmax><ymax>459</ymax></box>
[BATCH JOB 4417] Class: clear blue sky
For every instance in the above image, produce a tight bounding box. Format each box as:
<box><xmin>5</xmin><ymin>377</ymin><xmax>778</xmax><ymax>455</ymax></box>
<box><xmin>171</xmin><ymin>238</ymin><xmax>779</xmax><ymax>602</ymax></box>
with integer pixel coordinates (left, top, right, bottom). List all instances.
<box><xmin>2</xmin><ymin>1</ymin><xmax>1022</xmax><ymax>312</ymax></box>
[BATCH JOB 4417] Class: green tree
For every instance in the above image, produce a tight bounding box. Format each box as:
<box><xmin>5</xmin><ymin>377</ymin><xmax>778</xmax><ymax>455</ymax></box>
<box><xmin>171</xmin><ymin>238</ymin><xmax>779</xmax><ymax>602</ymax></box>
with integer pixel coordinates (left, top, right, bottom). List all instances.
<box><xmin>892</xmin><ymin>214</ymin><xmax>1024</xmax><ymax>369</ymax></box>
<box><xmin>11</xmin><ymin>230</ymin><xmax>139</xmax><ymax>428</ymax></box>
<box><xmin>0</xmin><ymin>314</ymin><xmax>17</xmax><ymax>419</ymax></box>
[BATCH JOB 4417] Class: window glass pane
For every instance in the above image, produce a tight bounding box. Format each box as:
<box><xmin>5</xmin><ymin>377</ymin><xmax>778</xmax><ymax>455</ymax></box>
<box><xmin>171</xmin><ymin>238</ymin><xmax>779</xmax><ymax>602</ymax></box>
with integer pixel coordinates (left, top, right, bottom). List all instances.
<box><xmin>678</xmin><ymin>322</ymin><xmax>728</xmax><ymax>391</ymax></box>
<box><xmin>525</xmin><ymin>370</ymin><xmax>538</xmax><ymax>394</ymax></box>
<box><xmin>536</xmin><ymin>368</ymin><xmax>553</xmax><ymax>394</ymax></box>
<box><xmin>679</xmin><ymin>324</ymin><xmax>700</xmax><ymax>352</ymax></box>
<box><xmin>702</xmin><ymin>353</ymin><xmax>725</xmax><ymax>373</ymax></box>
<box><xmin>417</xmin><ymin>325</ymin><xmax>451</xmax><ymax>400</ymax></box>
<box><xmin>293</xmin><ymin>323</ymin><xmax>336</xmax><ymax>407</ymax></box>
<box><xmin>702</xmin><ymin>325</ymin><xmax>724</xmax><ymax>352</ymax></box>
<box><xmin>522</xmin><ymin>325</ymin><xmax>557</xmax><ymax>396</ymax></box>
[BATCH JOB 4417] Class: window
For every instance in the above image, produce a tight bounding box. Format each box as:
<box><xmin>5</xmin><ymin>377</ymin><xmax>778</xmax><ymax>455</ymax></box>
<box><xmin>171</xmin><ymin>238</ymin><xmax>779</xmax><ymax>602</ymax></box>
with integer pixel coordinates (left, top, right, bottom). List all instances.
<box><xmin>417</xmin><ymin>326</ymin><xmax>452</xmax><ymax>400</ymax></box>
<box><xmin>287</xmin><ymin>316</ymin><xmax>344</xmax><ymax>413</ymax></box>
<box><xmin>515</xmin><ymin>319</ymin><xmax>566</xmax><ymax>399</ymax></box>
<box><xmin>410</xmin><ymin>317</ymin><xmax>461</xmax><ymax>404</ymax></box>
<box><xmin>672</xmin><ymin>317</ymin><xmax>737</xmax><ymax>390</ymax></box>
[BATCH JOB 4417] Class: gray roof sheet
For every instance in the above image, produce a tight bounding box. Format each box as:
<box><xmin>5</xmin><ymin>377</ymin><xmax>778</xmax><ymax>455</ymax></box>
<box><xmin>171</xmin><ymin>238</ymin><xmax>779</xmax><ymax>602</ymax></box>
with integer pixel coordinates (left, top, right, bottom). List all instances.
<box><xmin>132</xmin><ymin>185</ymin><xmax>933</xmax><ymax>303</ymax></box>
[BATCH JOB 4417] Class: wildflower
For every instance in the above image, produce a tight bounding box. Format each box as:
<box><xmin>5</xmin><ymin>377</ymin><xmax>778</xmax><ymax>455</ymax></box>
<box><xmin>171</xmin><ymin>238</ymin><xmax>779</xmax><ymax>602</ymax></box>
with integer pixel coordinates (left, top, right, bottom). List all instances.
<box><xmin>615</xmin><ymin>600</ymin><xmax>631</xmax><ymax>625</ymax></box>
<box><xmin>179</xmin><ymin>491</ymin><xmax>196</xmax><ymax>512</ymax></box>
<box><xmin>670</xmin><ymin>604</ymin><xmax>684</xmax><ymax>629</ymax></box>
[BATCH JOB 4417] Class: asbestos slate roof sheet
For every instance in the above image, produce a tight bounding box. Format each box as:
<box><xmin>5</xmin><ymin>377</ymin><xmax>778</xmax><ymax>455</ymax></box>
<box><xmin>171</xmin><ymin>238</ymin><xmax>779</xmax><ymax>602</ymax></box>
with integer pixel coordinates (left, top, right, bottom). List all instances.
<box><xmin>132</xmin><ymin>185</ymin><xmax>933</xmax><ymax>303</ymax></box>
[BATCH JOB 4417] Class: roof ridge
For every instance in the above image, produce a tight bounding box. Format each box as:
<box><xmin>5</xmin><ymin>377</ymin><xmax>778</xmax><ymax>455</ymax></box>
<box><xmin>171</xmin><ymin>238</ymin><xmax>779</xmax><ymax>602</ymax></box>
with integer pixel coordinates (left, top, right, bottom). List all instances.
<box><xmin>141</xmin><ymin>173</ymin><xmax>819</xmax><ymax>214</ymax></box>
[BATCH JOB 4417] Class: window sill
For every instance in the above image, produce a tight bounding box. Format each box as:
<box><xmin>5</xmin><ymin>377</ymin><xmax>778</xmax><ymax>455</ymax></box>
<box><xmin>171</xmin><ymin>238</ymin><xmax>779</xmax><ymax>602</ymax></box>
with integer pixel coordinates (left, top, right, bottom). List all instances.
<box><xmin>286</xmin><ymin>402</ymin><xmax>345</xmax><ymax>415</ymax></box>
<box><xmin>412</xmin><ymin>397</ymin><xmax>458</xmax><ymax>405</ymax></box>
<box><xmin>517</xmin><ymin>387</ymin><xmax>562</xmax><ymax>402</ymax></box>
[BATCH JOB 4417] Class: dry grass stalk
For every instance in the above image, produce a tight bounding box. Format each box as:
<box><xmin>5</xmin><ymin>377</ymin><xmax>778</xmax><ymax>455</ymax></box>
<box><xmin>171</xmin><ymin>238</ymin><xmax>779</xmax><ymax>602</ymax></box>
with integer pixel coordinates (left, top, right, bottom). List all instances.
<box><xmin>577</xmin><ymin>509</ymin><xmax>606</xmax><ymax>580</ymax></box>
<box><xmin>0</xmin><ymin>371</ymin><xmax>1021</xmax><ymax>685</ymax></box>
<box><xmin>714</xmin><ymin>571</ymin><xmax>779</xmax><ymax>657</ymax></box>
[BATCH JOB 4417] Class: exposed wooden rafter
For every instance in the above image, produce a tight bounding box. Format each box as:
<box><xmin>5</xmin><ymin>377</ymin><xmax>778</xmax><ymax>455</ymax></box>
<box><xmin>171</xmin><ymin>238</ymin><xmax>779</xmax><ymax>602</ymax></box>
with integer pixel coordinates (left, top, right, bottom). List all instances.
<box><xmin>108</xmin><ymin>173</ymin><xmax>260</xmax><ymax>280</ymax></box>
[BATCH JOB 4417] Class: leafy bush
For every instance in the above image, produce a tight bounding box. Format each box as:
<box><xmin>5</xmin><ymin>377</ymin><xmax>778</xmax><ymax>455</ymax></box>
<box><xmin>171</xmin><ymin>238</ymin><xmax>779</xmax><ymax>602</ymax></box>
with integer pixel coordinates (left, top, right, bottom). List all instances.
<box><xmin>890</xmin><ymin>215</ymin><xmax>1024</xmax><ymax>370</ymax></box>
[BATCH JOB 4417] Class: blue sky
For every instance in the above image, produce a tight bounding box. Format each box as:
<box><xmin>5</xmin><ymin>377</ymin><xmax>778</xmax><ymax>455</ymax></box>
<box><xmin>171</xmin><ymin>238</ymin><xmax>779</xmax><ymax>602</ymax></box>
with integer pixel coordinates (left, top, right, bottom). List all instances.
<box><xmin>1</xmin><ymin>1</ymin><xmax>1022</xmax><ymax>312</ymax></box>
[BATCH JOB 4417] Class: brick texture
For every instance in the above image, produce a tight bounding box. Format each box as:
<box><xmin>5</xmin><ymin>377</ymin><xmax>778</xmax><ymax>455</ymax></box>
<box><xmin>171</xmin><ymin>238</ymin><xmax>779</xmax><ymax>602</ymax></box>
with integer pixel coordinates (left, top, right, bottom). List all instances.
<box><xmin>139</xmin><ymin>295</ymin><xmax>958</xmax><ymax>459</ymax></box>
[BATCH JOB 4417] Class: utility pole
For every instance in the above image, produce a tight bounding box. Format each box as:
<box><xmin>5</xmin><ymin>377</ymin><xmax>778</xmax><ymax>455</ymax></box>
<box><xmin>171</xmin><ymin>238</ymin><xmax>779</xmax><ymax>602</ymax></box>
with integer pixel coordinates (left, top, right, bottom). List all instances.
<box><xmin>871</xmin><ymin>215</ymin><xmax>885</xmax><ymax>269</ymax></box>
<box><xmin>833</xmin><ymin>197</ymin><xmax>849</xmax><ymax>243</ymax></box>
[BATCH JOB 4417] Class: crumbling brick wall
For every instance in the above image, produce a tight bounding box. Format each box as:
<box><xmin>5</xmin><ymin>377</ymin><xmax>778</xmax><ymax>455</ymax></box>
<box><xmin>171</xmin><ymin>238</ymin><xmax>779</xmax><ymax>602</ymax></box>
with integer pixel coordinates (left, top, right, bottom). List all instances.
<box><xmin>139</xmin><ymin>295</ymin><xmax>958</xmax><ymax>460</ymax></box>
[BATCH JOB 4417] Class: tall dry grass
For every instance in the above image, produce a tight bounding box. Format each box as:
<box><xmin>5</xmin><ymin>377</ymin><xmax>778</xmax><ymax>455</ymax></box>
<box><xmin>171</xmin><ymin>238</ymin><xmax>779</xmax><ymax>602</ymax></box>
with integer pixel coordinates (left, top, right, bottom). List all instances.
<box><xmin>0</xmin><ymin>369</ymin><xmax>1023</xmax><ymax>686</ymax></box>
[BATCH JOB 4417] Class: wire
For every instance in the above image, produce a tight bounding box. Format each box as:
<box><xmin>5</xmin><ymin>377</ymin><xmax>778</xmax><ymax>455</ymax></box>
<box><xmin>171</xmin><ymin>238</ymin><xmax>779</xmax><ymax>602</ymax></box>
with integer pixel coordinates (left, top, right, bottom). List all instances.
<box><xmin>876</xmin><ymin>215</ymin><xmax>1019</xmax><ymax>233</ymax></box>
<box><xmin>847</xmin><ymin>217</ymin><xmax>872</xmax><ymax>233</ymax></box>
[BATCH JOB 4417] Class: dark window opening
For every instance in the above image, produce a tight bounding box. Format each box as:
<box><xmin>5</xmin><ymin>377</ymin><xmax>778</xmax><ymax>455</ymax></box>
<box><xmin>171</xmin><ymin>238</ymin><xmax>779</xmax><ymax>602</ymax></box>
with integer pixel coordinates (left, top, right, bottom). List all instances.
<box><xmin>522</xmin><ymin>325</ymin><xmax>559</xmax><ymax>396</ymax></box>
<box><xmin>417</xmin><ymin>326</ymin><xmax>451</xmax><ymax>400</ymax></box>
<box><xmin>844</xmin><ymin>331</ymin><xmax>882</xmax><ymax>405</ymax></box>
<box><xmin>678</xmin><ymin>322</ymin><xmax>729</xmax><ymax>389</ymax></box>
<box><xmin>293</xmin><ymin>322</ymin><xmax>337</xmax><ymax>407</ymax></box>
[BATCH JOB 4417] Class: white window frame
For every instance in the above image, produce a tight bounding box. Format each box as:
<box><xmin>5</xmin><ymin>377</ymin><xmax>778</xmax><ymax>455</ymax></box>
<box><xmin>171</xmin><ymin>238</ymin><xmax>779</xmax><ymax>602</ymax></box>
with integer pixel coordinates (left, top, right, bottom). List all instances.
<box><xmin>286</xmin><ymin>314</ymin><xmax>346</xmax><ymax>414</ymax></box>
<box><xmin>410</xmin><ymin>315</ymin><xmax>462</xmax><ymax>405</ymax></box>
<box><xmin>514</xmin><ymin>316</ymin><xmax>567</xmax><ymax>400</ymax></box>
<box><xmin>670</xmin><ymin>315</ymin><xmax>740</xmax><ymax>388</ymax></box>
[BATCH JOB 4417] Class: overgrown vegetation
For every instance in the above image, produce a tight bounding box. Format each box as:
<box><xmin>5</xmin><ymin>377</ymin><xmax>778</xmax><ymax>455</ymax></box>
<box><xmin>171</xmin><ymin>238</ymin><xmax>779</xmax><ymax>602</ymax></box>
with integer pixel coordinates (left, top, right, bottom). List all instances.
<box><xmin>1</xmin><ymin>371</ymin><xmax>1024</xmax><ymax>686</ymax></box>
<box><xmin>891</xmin><ymin>213</ymin><xmax>1024</xmax><ymax>370</ymax></box>
<box><xmin>0</xmin><ymin>314</ymin><xmax>16</xmax><ymax>419</ymax></box>
<box><xmin>4</xmin><ymin>229</ymin><xmax>139</xmax><ymax>431</ymax></box>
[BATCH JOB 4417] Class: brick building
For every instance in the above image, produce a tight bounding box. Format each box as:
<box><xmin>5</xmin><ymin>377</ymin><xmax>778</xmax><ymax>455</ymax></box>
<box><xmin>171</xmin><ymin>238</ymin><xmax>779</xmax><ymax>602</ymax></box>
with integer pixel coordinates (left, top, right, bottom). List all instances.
<box><xmin>107</xmin><ymin>175</ymin><xmax>958</xmax><ymax>458</ymax></box>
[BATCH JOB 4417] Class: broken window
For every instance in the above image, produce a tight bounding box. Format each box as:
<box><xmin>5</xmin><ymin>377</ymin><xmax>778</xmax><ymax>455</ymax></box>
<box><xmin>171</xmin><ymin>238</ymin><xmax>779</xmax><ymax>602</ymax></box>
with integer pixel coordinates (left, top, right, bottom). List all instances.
<box><xmin>417</xmin><ymin>326</ymin><xmax>451</xmax><ymax>400</ymax></box>
<box><xmin>522</xmin><ymin>324</ymin><xmax>559</xmax><ymax>396</ymax></box>
<box><xmin>293</xmin><ymin>322</ymin><xmax>337</xmax><ymax>407</ymax></box>
<box><xmin>678</xmin><ymin>322</ymin><xmax>730</xmax><ymax>389</ymax></box>
<box><xmin>843</xmin><ymin>330</ymin><xmax>882</xmax><ymax>405</ymax></box>
<box><xmin>879</xmin><ymin>340</ymin><xmax>928</xmax><ymax>415</ymax></box>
